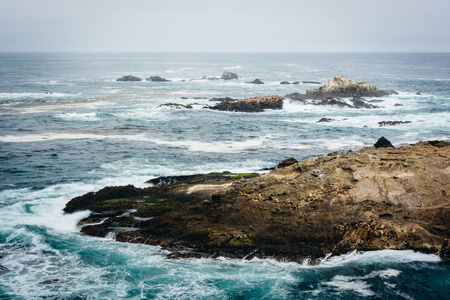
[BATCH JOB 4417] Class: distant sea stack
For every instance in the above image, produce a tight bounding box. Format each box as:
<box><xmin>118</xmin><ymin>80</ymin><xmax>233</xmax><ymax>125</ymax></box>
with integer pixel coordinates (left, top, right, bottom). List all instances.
<box><xmin>305</xmin><ymin>75</ymin><xmax>398</xmax><ymax>97</ymax></box>
<box><xmin>116</xmin><ymin>75</ymin><xmax>142</xmax><ymax>81</ymax></box>
<box><xmin>221</xmin><ymin>71</ymin><xmax>239</xmax><ymax>80</ymax></box>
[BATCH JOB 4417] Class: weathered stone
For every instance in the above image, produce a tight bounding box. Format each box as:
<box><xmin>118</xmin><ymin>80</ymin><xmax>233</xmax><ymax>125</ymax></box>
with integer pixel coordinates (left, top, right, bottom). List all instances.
<box><xmin>116</xmin><ymin>75</ymin><xmax>142</xmax><ymax>81</ymax></box>
<box><xmin>65</xmin><ymin>140</ymin><xmax>450</xmax><ymax>262</ymax></box>
<box><xmin>221</xmin><ymin>71</ymin><xmax>239</xmax><ymax>80</ymax></box>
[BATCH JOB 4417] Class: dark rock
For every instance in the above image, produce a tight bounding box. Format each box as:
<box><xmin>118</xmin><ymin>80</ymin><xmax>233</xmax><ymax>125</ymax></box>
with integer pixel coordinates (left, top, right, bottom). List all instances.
<box><xmin>351</xmin><ymin>96</ymin><xmax>379</xmax><ymax>109</ymax></box>
<box><xmin>116</xmin><ymin>75</ymin><xmax>142</xmax><ymax>82</ymax></box>
<box><xmin>416</xmin><ymin>92</ymin><xmax>421</xmax><ymax>95</ymax></box>
<box><xmin>276</xmin><ymin>157</ymin><xmax>298</xmax><ymax>169</ymax></box>
<box><xmin>378</xmin><ymin>121</ymin><xmax>412</xmax><ymax>127</ymax></box>
<box><xmin>317</xmin><ymin>118</ymin><xmax>334</xmax><ymax>123</ymax></box>
<box><xmin>221</xmin><ymin>71</ymin><xmax>239</xmax><ymax>80</ymax></box>
<box><xmin>418</xmin><ymin>140</ymin><xmax>450</xmax><ymax>148</ymax></box>
<box><xmin>374</xmin><ymin>137</ymin><xmax>395</xmax><ymax>149</ymax></box>
<box><xmin>280</xmin><ymin>81</ymin><xmax>291</xmax><ymax>84</ymax></box>
<box><xmin>394</xmin><ymin>103</ymin><xmax>403</xmax><ymax>106</ymax></box>
<box><xmin>292</xmin><ymin>81</ymin><xmax>300</xmax><ymax>85</ymax></box>
<box><xmin>146</xmin><ymin>76</ymin><xmax>170</xmax><ymax>82</ymax></box>
<box><xmin>302</xmin><ymin>81</ymin><xmax>321</xmax><ymax>84</ymax></box>
<box><xmin>247</xmin><ymin>79</ymin><xmax>264</xmax><ymax>84</ymax></box>
<box><xmin>181</xmin><ymin>97</ymin><xmax>189</xmax><ymax>99</ymax></box>
<box><xmin>210</xmin><ymin>95</ymin><xmax>284</xmax><ymax>113</ymax></box>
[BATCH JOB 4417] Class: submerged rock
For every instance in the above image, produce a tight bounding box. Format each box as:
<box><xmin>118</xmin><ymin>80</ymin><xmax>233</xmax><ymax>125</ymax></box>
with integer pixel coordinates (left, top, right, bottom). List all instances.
<box><xmin>317</xmin><ymin>118</ymin><xmax>334</xmax><ymax>123</ymax></box>
<box><xmin>65</xmin><ymin>140</ymin><xmax>450</xmax><ymax>262</ymax></box>
<box><xmin>221</xmin><ymin>71</ymin><xmax>239</xmax><ymax>80</ymax></box>
<box><xmin>116</xmin><ymin>75</ymin><xmax>142</xmax><ymax>81</ymax></box>
<box><xmin>209</xmin><ymin>95</ymin><xmax>284</xmax><ymax>112</ymax></box>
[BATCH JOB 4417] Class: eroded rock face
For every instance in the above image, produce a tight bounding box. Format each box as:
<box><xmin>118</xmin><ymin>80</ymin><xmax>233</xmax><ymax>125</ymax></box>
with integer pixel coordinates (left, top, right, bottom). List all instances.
<box><xmin>221</xmin><ymin>71</ymin><xmax>239</xmax><ymax>80</ymax></box>
<box><xmin>65</xmin><ymin>141</ymin><xmax>450</xmax><ymax>262</ymax></box>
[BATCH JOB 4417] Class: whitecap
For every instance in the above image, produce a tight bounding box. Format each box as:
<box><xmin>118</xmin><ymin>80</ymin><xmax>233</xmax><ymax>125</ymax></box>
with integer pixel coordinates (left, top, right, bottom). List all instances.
<box><xmin>224</xmin><ymin>65</ymin><xmax>242</xmax><ymax>70</ymax></box>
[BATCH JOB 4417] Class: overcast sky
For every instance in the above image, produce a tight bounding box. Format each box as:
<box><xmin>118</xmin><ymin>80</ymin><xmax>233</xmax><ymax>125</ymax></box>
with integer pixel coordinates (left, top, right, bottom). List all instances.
<box><xmin>0</xmin><ymin>0</ymin><xmax>449</xmax><ymax>52</ymax></box>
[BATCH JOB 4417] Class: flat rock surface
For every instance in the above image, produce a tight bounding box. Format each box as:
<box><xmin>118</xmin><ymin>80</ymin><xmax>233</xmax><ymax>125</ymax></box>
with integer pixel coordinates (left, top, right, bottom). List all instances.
<box><xmin>65</xmin><ymin>141</ymin><xmax>450</xmax><ymax>262</ymax></box>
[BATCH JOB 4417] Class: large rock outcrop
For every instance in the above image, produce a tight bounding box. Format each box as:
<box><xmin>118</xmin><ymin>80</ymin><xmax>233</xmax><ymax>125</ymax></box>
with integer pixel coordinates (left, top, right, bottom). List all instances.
<box><xmin>285</xmin><ymin>75</ymin><xmax>398</xmax><ymax>108</ymax></box>
<box><xmin>65</xmin><ymin>140</ymin><xmax>450</xmax><ymax>263</ymax></box>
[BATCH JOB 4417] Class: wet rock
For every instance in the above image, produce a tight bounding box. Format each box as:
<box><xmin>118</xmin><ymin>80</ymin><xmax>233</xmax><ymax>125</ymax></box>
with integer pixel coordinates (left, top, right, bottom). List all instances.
<box><xmin>221</xmin><ymin>71</ymin><xmax>239</xmax><ymax>80</ymax></box>
<box><xmin>0</xmin><ymin>265</ymin><xmax>9</xmax><ymax>273</ymax></box>
<box><xmin>302</xmin><ymin>81</ymin><xmax>321</xmax><ymax>84</ymax></box>
<box><xmin>416</xmin><ymin>92</ymin><xmax>422</xmax><ymax>95</ymax></box>
<box><xmin>378</xmin><ymin>121</ymin><xmax>412</xmax><ymax>127</ymax></box>
<box><xmin>280</xmin><ymin>81</ymin><xmax>291</xmax><ymax>84</ymax></box>
<box><xmin>394</xmin><ymin>103</ymin><xmax>403</xmax><ymax>106</ymax></box>
<box><xmin>146</xmin><ymin>76</ymin><xmax>170</xmax><ymax>82</ymax></box>
<box><xmin>276</xmin><ymin>157</ymin><xmax>298</xmax><ymax>169</ymax></box>
<box><xmin>247</xmin><ymin>79</ymin><xmax>264</xmax><ymax>84</ymax></box>
<box><xmin>374</xmin><ymin>136</ymin><xmax>395</xmax><ymax>148</ymax></box>
<box><xmin>292</xmin><ymin>81</ymin><xmax>300</xmax><ymax>85</ymax></box>
<box><xmin>210</xmin><ymin>95</ymin><xmax>284</xmax><ymax>113</ymax></box>
<box><xmin>116</xmin><ymin>75</ymin><xmax>142</xmax><ymax>81</ymax></box>
<box><xmin>351</xmin><ymin>96</ymin><xmax>379</xmax><ymax>109</ymax></box>
<box><xmin>317</xmin><ymin>118</ymin><xmax>334</xmax><ymax>123</ymax></box>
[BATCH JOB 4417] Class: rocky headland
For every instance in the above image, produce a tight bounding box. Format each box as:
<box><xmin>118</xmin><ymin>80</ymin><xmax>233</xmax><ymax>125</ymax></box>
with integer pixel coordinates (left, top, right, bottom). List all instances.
<box><xmin>64</xmin><ymin>139</ymin><xmax>450</xmax><ymax>263</ymax></box>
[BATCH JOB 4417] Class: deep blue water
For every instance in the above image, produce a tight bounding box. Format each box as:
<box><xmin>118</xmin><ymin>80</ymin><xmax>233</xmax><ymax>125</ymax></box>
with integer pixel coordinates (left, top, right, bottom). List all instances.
<box><xmin>0</xmin><ymin>52</ymin><xmax>449</xmax><ymax>299</ymax></box>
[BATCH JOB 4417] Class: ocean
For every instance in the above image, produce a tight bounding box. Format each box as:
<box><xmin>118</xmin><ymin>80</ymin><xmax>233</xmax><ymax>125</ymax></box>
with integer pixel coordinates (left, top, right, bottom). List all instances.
<box><xmin>0</xmin><ymin>52</ymin><xmax>449</xmax><ymax>299</ymax></box>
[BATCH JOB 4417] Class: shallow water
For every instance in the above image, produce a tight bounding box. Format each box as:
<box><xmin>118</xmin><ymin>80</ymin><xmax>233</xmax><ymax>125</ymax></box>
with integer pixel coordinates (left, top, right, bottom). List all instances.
<box><xmin>0</xmin><ymin>52</ymin><xmax>449</xmax><ymax>299</ymax></box>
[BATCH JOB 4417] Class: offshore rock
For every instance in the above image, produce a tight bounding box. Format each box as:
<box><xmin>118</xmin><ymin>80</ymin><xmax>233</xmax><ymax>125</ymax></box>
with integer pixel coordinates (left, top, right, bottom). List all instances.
<box><xmin>65</xmin><ymin>140</ymin><xmax>450</xmax><ymax>263</ymax></box>
<box><xmin>116</xmin><ymin>75</ymin><xmax>142</xmax><ymax>81</ymax></box>
<box><xmin>378</xmin><ymin>121</ymin><xmax>412</xmax><ymax>127</ymax></box>
<box><xmin>247</xmin><ymin>79</ymin><xmax>264</xmax><ymax>84</ymax></box>
<box><xmin>146</xmin><ymin>76</ymin><xmax>170</xmax><ymax>82</ymax></box>
<box><xmin>285</xmin><ymin>75</ymin><xmax>397</xmax><ymax>108</ymax></box>
<box><xmin>221</xmin><ymin>71</ymin><xmax>239</xmax><ymax>80</ymax></box>
<box><xmin>209</xmin><ymin>95</ymin><xmax>284</xmax><ymax>112</ymax></box>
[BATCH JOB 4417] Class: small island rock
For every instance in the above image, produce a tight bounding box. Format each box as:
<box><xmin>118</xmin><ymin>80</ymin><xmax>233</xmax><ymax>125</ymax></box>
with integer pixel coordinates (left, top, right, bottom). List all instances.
<box><xmin>221</xmin><ymin>71</ymin><xmax>239</xmax><ymax>80</ymax></box>
<box><xmin>116</xmin><ymin>75</ymin><xmax>142</xmax><ymax>82</ymax></box>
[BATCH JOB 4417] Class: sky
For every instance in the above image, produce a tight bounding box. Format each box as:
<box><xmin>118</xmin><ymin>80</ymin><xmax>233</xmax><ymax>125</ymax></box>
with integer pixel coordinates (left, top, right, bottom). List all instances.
<box><xmin>0</xmin><ymin>0</ymin><xmax>449</xmax><ymax>52</ymax></box>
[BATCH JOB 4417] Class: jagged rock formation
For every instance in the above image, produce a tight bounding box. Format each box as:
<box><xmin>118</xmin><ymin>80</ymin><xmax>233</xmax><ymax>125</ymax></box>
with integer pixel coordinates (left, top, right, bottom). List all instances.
<box><xmin>285</xmin><ymin>75</ymin><xmax>398</xmax><ymax>109</ymax></box>
<box><xmin>209</xmin><ymin>95</ymin><xmax>284</xmax><ymax>112</ymax></box>
<box><xmin>221</xmin><ymin>71</ymin><xmax>239</xmax><ymax>80</ymax></box>
<box><xmin>116</xmin><ymin>75</ymin><xmax>142</xmax><ymax>81</ymax></box>
<box><xmin>65</xmin><ymin>140</ymin><xmax>450</xmax><ymax>263</ymax></box>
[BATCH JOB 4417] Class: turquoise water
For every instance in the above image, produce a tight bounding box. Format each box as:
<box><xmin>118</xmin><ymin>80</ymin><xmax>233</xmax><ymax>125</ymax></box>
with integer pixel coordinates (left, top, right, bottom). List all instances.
<box><xmin>0</xmin><ymin>52</ymin><xmax>449</xmax><ymax>299</ymax></box>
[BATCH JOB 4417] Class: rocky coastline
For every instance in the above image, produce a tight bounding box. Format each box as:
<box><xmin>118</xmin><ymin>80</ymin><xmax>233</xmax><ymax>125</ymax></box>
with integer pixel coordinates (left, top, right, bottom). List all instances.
<box><xmin>64</xmin><ymin>139</ymin><xmax>450</xmax><ymax>263</ymax></box>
